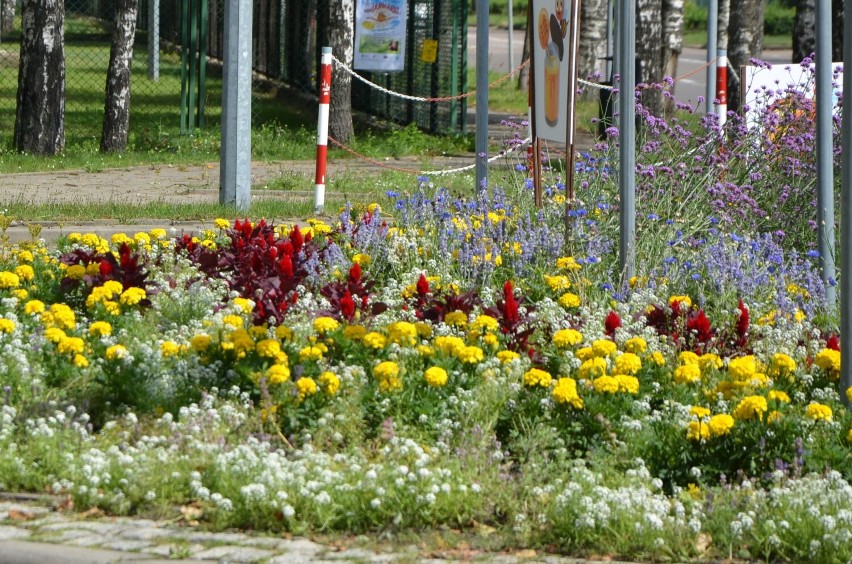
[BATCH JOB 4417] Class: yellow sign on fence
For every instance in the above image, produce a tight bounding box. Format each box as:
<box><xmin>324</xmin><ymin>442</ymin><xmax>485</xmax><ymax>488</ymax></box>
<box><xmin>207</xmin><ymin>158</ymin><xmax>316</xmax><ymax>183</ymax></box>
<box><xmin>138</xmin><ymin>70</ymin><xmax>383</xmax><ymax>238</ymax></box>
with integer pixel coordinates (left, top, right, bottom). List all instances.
<box><xmin>421</xmin><ymin>39</ymin><xmax>438</xmax><ymax>63</ymax></box>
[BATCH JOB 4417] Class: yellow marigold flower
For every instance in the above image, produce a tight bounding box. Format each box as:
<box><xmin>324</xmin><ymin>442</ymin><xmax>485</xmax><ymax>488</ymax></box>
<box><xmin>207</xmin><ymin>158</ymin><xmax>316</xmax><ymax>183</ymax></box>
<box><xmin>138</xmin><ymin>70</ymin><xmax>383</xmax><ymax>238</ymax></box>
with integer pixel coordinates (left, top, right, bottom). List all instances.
<box><xmin>248</xmin><ymin>325</ymin><xmax>268</xmax><ymax>340</ymax></box>
<box><xmin>343</xmin><ymin>324</ymin><xmax>367</xmax><ymax>341</ymax></box>
<box><xmin>44</xmin><ymin>327</ymin><xmax>66</xmax><ymax>343</ymax></box>
<box><xmin>613</xmin><ymin>352</ymin><xmax>642</xmax><ymax>375</ymax></box>
<box><xmin>674</xmin><ymin>364</ymin><xmax>701</xmax><ymax>384</ymax></box>
<box><xmin>102</xmin><ymin>300</ymin><xmax>121</xmax><ymax>316</ymax></box>
<box><xmin>544</xmin><ymin>274</ymin><xmax>571</xmax><ymax>292</ymax></box>
<box><xmin>592</xmin><ymin>375</ymin><xmax>620</xmax><ymax>394</ymax></box>
<box><xmin>88</xmin><ymin>321</ymin><xmax>112</xmax><ymax>337</ymax></box>
<box><xmin>214</xmin><ymin>218</ymin><xmax>232</xmax><ymax>230</ymax></box>
<box><xmin>553</xmin><ymin>328</ymin><xmax>583</xmax><ymax>349</ymax></box>
<box><xmin>102</xmin><ymin>280</ymin><xmax>123</xmax><ymax>296</ymax></box>
<box><xmin>378</xmin><ymin>375</ymin><xmax>403</xmax><ymax>392</ymax></box>
<box><xmin>352</xmin><ymin>253</ymin><xmax>371</xmax><ymax>266</ymax></box>
<box><xmin>614</xmin><ymin>374</ymin><xmax>640</xmax><ymax>394</ymax></box>
<box><xmin>296</xmin><ymin>377</ymin><xmax>318</xmax><ymax>400</ymax></box>
<box><xmin>769</xmin><ymin>353</ymin><xmax>797</xmax><ymax>377</ymax></box>
<box><xmin>578</xmin><ymin>357</ymin><xmax>608</xmax><ymax>380</ymax></box>
<box><xmin>313</xmin><ymin>316</ymin><xmax>340</xmax><ymax>334</ymax></box>
<box><xmin>767</xmin><ymin>410</ymin><xmax>783</xmax><ymax>424</ymax></box>
<box><xmin>373</xmin><ymin>360</ymin><xmax>400</xmax><ymax>381</ymax></box>
<box><xmin>457</xmin><ymin>345</ymin><xmax>484</xmax><ymax>364</ymax></box>
<box><xmin>496</xmin><ymin>350</ymin><xmax>520</xmax><ymax>363</ymax></box>
<box><xmin>728</xmin><ymin>355</ymin><xmax>758</xmax><ymax>381</ymax></box>
<box><xmin>0</xmin><ymin>318</ymin><xmax>15</xmax><ymax>333</ymax></box>
<box><xmin>624</xmin><ymin>337</ymin><xmax>647</xmax><ymax>354</ymax></box>
<box><xmin>0</xmin><ymin>271</ymin><xmax>20</xmax><ymax>289</ymax></box>
<box><xmin>415</xmin><ymin>322</ymin><xmax>432</xmax><ymax>338</ymax></box>
<box><xmin>699</xmin><ymin>353</ymin><xmax>723</xmax><ymax>372</ymax></box>
<box><xmin>556</xmin><ymin>256</ymin><xmax>581</xmax><ymax>271</ymax></box>
<box><xmin>592</xmin><ymin>339</ymin><xmax>617</xmax><ymax>358</ymax></box>
<box><xmin>444</xmin><ymin>311</ymin><xmax>468</xmax><ymax>327</ymax></box>
<box><xmin>189</xmin><ymin>333</ymin><xmax>211</xmax><ymax>352</ymax></box>
<box><xmin>222</xmin><ymin>314</ymin><xmax>244</xmax><ymax>329</ymax></box>
<box><xmin>120</xmin><ymin>287</ymin><xmax>146</xmax><ymax>306</ymax></box>
<box><xmin>387</xmin><ymin>321</ymin><xmax>418</xmax><ymax>346</ymax></box>
<box><xmin>575</xmin><ymin>347</ymin><xmax>594</xmax><ymax>361</ymax></box>
<box><xmin>483</xmin><ymin>333</ymin><xmax>499</xmax><ymax>347</ymax></box>
<box><xmin>417</xmin><ymin>345</ymin><xmax>434</xmax><ymax>357</ymax></box>
<box><xmin>106</xmin><ymin>344</ymin><xmax>128</xmax><ymax>360</ymax></box>
<box><xmin>523</xmin><ymin>367</ymin><xmax>552</xmax><ymax>388</ymax></box>
<box><xmin>14</xmin><ymin>265</ymin><xmax>34</xmax><ymax>282</ymax></box>
<box><xmin>733</xmin><ymin>395</ymin><xmax>768</xmax><ymax>421</ymax></box>
<box><xmin>434</xmin><ymin>335</ymin><xmax>465</xmax><ymax>356</ymax></box>
<box><xmin>558</xmin><ymin>292</ymin><xmax>581</xmax><ymax>309</ymax></box>
<box><xmin>708</xmin><ymin>414</ymin><xmax>734</xmax><ymax>437</ymax></box>
<box><xmin>679</xmin><ymin>351</ymin><xmax>700</xmax><ymax>365</ymax></box>
<box><xmin>44</xmin><ymin>304</ymin><xmax>75</xmax><ymax>330</ymax></box>
<box><xmin>668</xmin><ymin>295</ymin><xmax>692</xmax><ymax>308</ymax></box>
<box><xmin>690</xmin><ymin>406</ymin><xmax>711</xmax><ymax>419</ymax></box>
<box><xmin>362</xmin><ymin>331</ymin><xmax>387</xmax><ymax>349</ymax></box>
<box><xmin>112</xmin><ymin>233</ymin><xmax>134</xmax><ymax>246</ymax></box>
<box><xmin>424</xmin><ymin>366</ymin><xmax>448</xmax><ymax>387</ymax></box>
<box><xmin>73</xmin><ymin>354</ymin><xmax>89</xmax><ymax>368</ymax></box>
<box><xmin>805</xmin><ymin>403</ymin><xmax>833</xmax><ymax>422</ymax></box>
<box><xmin>367</xmin><ymin>202</ymin><xmax>381</xmax><ymax>214</ymax></box>
<box><xmin>266</xmin><ymin>364</ymin><xmax>291</xmax><ymax>385</ymax></box>
<box><xmin>255</xmin><ymin>339</ymin><xmax>281</xmax><ymax>358</ymax></box>
<box><xmin>552</xmin><ymin>377</ymin><xmax>583</xmax><ymax>408</ymax></box>
<box><xmin>134</xmin><ymin>232</ymin><xmax>151</xmax><ymax>246</ymax></box>
<box><xmin>17</xmin><ymin>250</ymin><xmax>34</xmax><ymax>263</ymax></box>
<box><xmin>275</xmin><ymin>326</ymin><xmax>293</xmax><ymax>341</ymax></box>
<box><xmin>814</xmin><ymin>349</ymin><xmax>841</xmax><ymax>375</ymax></box>
<box><xmin>651</xmin><ymin>351</ymin><xmax>666</xmax><ymax>366</ymax></box>
<box><xmin>13</xmin><ymin>289</ymin><xmax>27</xmax><ymax>300</ymax></box>
<box><xmin>687</xmin><ymin>421</ymin><xmax>710</xmax><ymax>442</ymax></box>
<box><xmin>471</xmin><ymin>315</ymin><xmax>499</xmax><ymax>333</ymax></box>
<box><xmin>847</xmin><ymin>386</ymin><xmax>852</xmax><ymax>403</ymax></box>
<box><xmin>299</xmin><ymin>346</ymin><xmax>323</xmax><ymax>362</ymax></box>
<box><xmin>228</xmin><ymin>329</ymin><xmax>255</xmax><ymax>356</ymax></box>
<box><xmin>161</xmin><ymin>341</ymin><xmax>182</xmax><ymax>357</ymax></box>
<box><xmin>149</xmin><ymin>228</ymin><xmax>167</xmax><ymax>240</ymax></box>
<box><xmin>232</xmin><ymin>297</ymin><xmax>254</xmax><ymax>314</ymax></box>
<box><xmin>319</xmin><ymin>371</ymin><xmax>340</xmax><ymax>395</ymax></box>
<box><xmin>768</xmin><ymin>390</ymin><xmax>791</xmax><ymax>403</ymax></box>
<box><xmin>86</xmin><ymin>262</ymin><xmax>100</xmax><ymax>276</ymax></box>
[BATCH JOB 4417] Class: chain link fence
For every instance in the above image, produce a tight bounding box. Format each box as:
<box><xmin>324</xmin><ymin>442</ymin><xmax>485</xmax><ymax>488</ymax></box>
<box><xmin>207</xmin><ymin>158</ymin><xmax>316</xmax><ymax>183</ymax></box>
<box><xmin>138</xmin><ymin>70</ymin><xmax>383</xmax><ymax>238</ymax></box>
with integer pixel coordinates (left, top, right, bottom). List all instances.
<box><xmin>0</xmin><ymin>0</ymin><xmax>469</xmax><ymax>152</ymax></box>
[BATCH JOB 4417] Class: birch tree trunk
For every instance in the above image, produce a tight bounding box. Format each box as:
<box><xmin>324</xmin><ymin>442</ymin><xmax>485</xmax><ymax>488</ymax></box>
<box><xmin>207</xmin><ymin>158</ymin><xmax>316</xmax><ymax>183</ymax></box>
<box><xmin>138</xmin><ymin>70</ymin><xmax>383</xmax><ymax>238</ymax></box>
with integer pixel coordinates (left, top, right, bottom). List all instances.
<box><xmin>727</xmin><ymin>0</ymin><xmax>763</xmax><ymax>112</ymax></box>
<box><xmin>578</xmin><ymin>0</ymin><xmax>608</xmax><ymax>99</ymax></box>
<box><xmin>636</xmin><ymin>0</ymin><xmax>663</xmax><ymax>116</ymax></box>
<box><xmin>517</xmin><ymin>15</ymin><xmax>529</xmax><ymax>91</ymax></box>
<box><xmin>1</xmin><ymin>0</ymin><xmax>14</xmax><ymax>34</ymax></box>
<box><xmin>717</xmin><ymin>0</ymin><xmax>729</xmax><ymax>50</ymax></box>
<box><xmin>101</xmin><ymin>0</ymin><xmax>138</xmax><ymax>153</ymax></box>
<box><xmin>793</xmin><ymin>0</ymin><xmax>815</xmax><ymax>63</ymax></box>
<box><xmin>661</xmin><ymin>0</ymin><xmax>683</xmax><ymax>116</ymax></box>
<box><xmin>14</xmin><ymin>0</ymin><xmax>65</xmax><ymax>156</ymax></box>
<box><xmin>326</xmin><ymin>0</ymin><xmax>354</xmax><ymax>143</ymax></box>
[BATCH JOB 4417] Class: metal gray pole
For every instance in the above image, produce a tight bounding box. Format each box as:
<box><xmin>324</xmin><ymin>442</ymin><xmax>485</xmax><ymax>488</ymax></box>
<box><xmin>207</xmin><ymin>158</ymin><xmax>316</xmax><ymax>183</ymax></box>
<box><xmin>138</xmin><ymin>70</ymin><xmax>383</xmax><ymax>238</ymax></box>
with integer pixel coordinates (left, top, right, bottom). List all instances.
<box><xmin>507</xmin><ymin>0</ymin><xmax>514</xmax><ymax>70</ymax></box>
<box><xmin>618</xmin><ymin>0</ymin><xmax>636</xmax><ymax>281</ymax></box>
<box><xmin>817</xmin><ymin>0</ymin><xmax>836</xmax><ymax>306</ymax></box>
<box><xmin>220</xmin><ymin>0</ymin><xmax>252</xmax><ymax>211</ymax></box>
<box><xmin>148</xmin><ymin>0</ymin><xmax>160</xmax><ymax>81</ymax></box>
<box><xmin>841</xmin><ymin>0</ymin><xmax>852</xmax><ymax>406</ymax></box>
<box><xmin>475</xmin><ymin>0</ymin><xmax>489</xmax><ymax>192</ymax></box>
<box><xmin>706</xmin><ymin>0</ymin><xmax>717</xmax><ymax>113</ymax></box>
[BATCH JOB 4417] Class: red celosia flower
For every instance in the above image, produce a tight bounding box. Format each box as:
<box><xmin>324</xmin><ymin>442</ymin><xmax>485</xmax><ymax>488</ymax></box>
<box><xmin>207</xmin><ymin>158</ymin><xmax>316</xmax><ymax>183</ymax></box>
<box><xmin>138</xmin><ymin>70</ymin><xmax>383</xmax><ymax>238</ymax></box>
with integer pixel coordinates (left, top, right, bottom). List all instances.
<box><xmin>340</xmin><ymin>290</ymin><xmax>356</xmax><ymax>321</ymax></box>
<box><xmin>503</xmin><ymin>281</ymin><xmax>519</xmax><ymax>325</ymax></box>
<box><xmin>736</xmin><ymin>299</ymin><xmax>749</xmax><ymax>347</ymax></box>
<box><xmin>827</xmin><ymin>334</ymin><xmax>840</xmax><ymax>351</ymax></box>
<box><xmin>290</xmin><ymin>225</ymin><xmax>304</xmax><ymax>253</ymax></box>
<box><xmin>687</xmin><ymin>309</ymin><xmax>713</xmax><ymax>344</ymax></box>
<box><xmin>349</xmin><ymin>263</ymin><xmax>362</xmax><ymax>285</ymax></box>
<box><xmin>416</xmin><ymin>273</ymin><xmax>430</xmax><ymax>296</ymax></box>
<box><xmin>604</xmin><ymin>311</ymin><xmax>622</xmax><ymax>336</ymax></box>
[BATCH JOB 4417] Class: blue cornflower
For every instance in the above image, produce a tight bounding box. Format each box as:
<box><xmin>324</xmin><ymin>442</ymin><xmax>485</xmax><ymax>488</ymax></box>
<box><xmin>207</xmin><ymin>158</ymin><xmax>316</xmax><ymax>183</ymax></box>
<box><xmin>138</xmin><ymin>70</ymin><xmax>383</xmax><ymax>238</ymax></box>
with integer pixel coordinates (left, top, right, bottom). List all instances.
<box><xmin>806</xmin><ymin>250</ymin><xmax>820</xmax><ymax>258</ymax></box>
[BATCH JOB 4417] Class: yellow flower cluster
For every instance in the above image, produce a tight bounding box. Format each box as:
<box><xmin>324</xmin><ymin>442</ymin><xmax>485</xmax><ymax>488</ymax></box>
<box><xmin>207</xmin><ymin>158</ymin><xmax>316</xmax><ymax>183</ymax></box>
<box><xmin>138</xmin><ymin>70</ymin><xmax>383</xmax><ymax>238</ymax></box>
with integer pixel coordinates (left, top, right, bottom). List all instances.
<box><xmin>266</xmin><ymin>364</ymin><xmax>291</xmax><ymax>385</ymax></box>
<box><xmin>553</xmin><ymin>328</ymin><xmax>582</xmax><ymax>349</ymax></box>
<box><xmin>296</xmin><ymin>377</ymin><xmax>318</xmax><ymax>401</ymax></box>
<box><xmin>319</xmin><ymin>371</ymin><xmax>340</xmax><ymax>395</ymax></box>
<box><xmin>0</xmin><ymin>318</ymin><xmax>15</xmax><ymax>333</ymax></box>
<box><xmin>674</xmin><ymin>363</ymin><xmax>701</xmax><ymax>384</ymax></box>
<box><xmin>814</xmin><ymin>349</ymin><xmax>841</xmax><ymax>377</ymax></box>
<box><xmin>42</xmin><ymin>303</ymin><xmax>76</xmax><ymax>330</ymax></box>
<box><xmin>552</xmin><ymin>377</ymin><xmax>583</xmax><ymax>408</ymax></box>
<box><xmin>424</xmin><ymin>366</ymin><xmax>448</xmax><ymax>387</ymax></box>
<box><xmin>0</xmin><ymin>271</ymin><xmax>20</xmax><ymax>289</ymax></box>
<box><xmin>374</xmin><ymin>361</ymin><xmax>402</xmax><ymax>392</ymax></box>
<box><xmin>387</xmin><ymin>321</ymin><xmax>418</xmax><ymax>346</ymax></box>
<box><xmin>363</xmin><ymin>331</ymin><xmax>387</xmax><ymax>349</ymax></box>
<box><xmin>769</xmin><ymin>353</ymin><xmax>797</xmax><ymax>378</ymax></box>
<box><xmin>120</xmin><ymin>287</ymin><xmax>147</xmax><ymax>306</ymax></box>
<box><xmin>470</xmin><ymin>314</ymin><xmax>499</xmax><ymax>334</ymax></box>
<box><xmin>523</xmin><ymin>367</ymin><xmax>552</xmax><ymax>388</ymax></box>
<box><xmin>544</xmin><ymin>274</ymin><xmax>571</xmax><ymax>292</ymax></box>
<box><xmin>556</xmin><ymin>256</ymin><xmax>581</xmax><ymax>271</ymax></box>
<box><xmin>313</xmin><ymin>316</ymin><xmax>340</xmax><ymax>334</ymax></box>
<box><xmin>457</xmin><ymin>345</ymin><xmax>484</xmax><ymax>364</ymax></box>
<box><xmin>558</xmin><ymin>293</ymin><xmax>581</xmax><ymax>309</ymax></box>
<box><xmin>733</xmin><ymin>395</ymin><xmax>768</xmax><ymax>421</ymax></box>
<box><xmin>106</xmin><ymin>344</ymin><xmax>128</xmax><ymax>360</ymax></box>
<box><xmin>805</xmin><ymin>402</ymin><xmax>833</xmax><ymax>422</ymax></box>
<box><xmin>624</xmin><ymin>337</ymin><xmax>647</xmax><ymax>354</ymax></box>
<box><xmin>86</xmin><ymin>281</ymin><xmax>125</xmax><ymax>313</ymax></box>
<box><xmin>578</xmin><ymin>357</ymin><xmax>607</xmax><ymax>379</ymax></box>
<box><xmin>612</xmin><ymin>352</ymin><xmax>642</xmax><ymax>375</ymax></box>
<box><xmin>444</xmin><ymin>311</ymin><xmax>468</xmax><ymax>327</ymax></box>
<box><xmin>496</xmin><ymin>350</ymin><xmax>520</xmax><ymax>363</ymax></box>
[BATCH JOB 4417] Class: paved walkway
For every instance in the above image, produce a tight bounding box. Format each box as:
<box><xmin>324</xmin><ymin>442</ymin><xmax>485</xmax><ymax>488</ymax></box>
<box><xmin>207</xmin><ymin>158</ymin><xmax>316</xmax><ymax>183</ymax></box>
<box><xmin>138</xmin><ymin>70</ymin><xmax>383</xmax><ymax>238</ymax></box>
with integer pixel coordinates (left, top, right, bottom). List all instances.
<box><xmin>0</xmin><ymin>496</ymin><xmax>609</xmax><ymax>563</ymax></box>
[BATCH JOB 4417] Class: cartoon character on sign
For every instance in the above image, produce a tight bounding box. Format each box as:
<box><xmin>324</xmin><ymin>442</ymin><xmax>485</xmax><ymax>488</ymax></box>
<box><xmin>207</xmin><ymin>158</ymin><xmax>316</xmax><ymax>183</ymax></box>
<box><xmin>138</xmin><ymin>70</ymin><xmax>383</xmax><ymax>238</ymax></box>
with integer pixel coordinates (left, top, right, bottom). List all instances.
<box><xmin>540</xmin><ymin>1</ymin><xmax>568</xmax><ymax>126</ymax></box>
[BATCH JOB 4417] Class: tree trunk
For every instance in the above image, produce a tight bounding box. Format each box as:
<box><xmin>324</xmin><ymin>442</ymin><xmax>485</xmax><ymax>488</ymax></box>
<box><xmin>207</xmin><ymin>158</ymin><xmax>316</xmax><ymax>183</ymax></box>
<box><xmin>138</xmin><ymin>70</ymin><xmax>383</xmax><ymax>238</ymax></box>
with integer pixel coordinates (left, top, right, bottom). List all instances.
<box><xmin>793</xmin><ymin>0</ymin><xmax>815</xmax><ymax>63</ymax></box>
<box><xmin>101</xmin><ymin>0</ymin><xmax>138</xmax><ymax>153</ymax></box>
<box><xmin>636</xmin><ymin>0</ymin><xmax>663</xmax><ymax>116</ymax></box>
<box><xmin>718</xmin><ymin>0</ymin><xmax>729</xmax><ymax>50</ymax></box>
<box><xmin>326</xmin><ymin>0</ymin><xmax>354</xmax><ymax>143</ymax></box>
<box><xmin>727</xmin><ymin>0</ymin><xmax>763</xmax><ymax>113</ymax></box>
<box><xmin>1</xmin><ymin>0</ymin><xmax>15</xmax><ymax>34</ymax></box>
<box><xmin>832</xmin><ymin>0</ymin><xmax>843</xmax><ymax>61</ymax></box>
<box><xmin>578</xmin><ymin>0</ymin><xmax>608</xmax><ymax>99</ymax></box>
<box><xmin>14</xmin><ymin>0</ymin><xmax>65</xmax><ymax>156</ymax></box>
<box><xmin>517</xmin><ymin>14</ymin><xmax>529</xmax><ymax>91</ymax></box>
<box><xmin>661</xmin><ymin>0</ymin><xmax>683</xmax><ymax>116</ymax></box>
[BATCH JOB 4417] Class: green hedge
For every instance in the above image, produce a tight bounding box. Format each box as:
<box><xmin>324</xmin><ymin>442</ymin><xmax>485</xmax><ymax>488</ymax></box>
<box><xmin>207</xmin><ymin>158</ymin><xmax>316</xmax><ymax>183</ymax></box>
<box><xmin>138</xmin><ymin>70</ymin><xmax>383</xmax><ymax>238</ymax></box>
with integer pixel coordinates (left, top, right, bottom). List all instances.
<box><xmin>684</xmin><ymin>0</ymin><xmax>794</xmax><ymax>36</ymax></box>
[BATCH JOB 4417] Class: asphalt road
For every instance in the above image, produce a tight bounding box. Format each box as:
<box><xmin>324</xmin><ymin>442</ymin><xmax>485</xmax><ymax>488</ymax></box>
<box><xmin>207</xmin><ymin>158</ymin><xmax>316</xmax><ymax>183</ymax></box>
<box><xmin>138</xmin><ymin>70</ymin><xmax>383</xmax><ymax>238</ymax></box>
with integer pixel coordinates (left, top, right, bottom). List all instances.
<box><xmin>469</xmin><ymin>26</ymin><xmax>793</xmax><ymax>106</ymax></box>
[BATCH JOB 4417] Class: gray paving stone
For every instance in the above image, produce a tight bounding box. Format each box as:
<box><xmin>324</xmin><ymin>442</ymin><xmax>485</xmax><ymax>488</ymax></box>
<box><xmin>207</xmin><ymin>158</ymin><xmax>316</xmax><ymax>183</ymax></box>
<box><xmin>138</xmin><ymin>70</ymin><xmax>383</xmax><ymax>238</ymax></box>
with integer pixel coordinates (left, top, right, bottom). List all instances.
<box><xmin>237</xmin><ymin>535</ymin><xmax>288</xmax><ymax>549</ymax></box>
<box><xmin>268</xmin><ymin>556</ymin><xmax>339</xmax><ymax>564</ymax></box>
<box><xmin>118</xmin><ymin>526</ymin><xmax>176</xmax><ymax>541</ymax></box>
<box><xmin>146</xmin><ymin>542</ymin><xmax>206</xmax><ymax>558</ymax></box>
<box><xmin>39</xmin><ymin>528</ymin><xmax>105</xmax><ymax>543</ymax></box>
<box><xmin>279</xmin><ymin>537</ymin><xmax>325</xmax><ymax>554</ymax></box>
<box><xmin>99</xmin><ymin>539</ymin><xmax>156</xmax><ymax>552</ymax></box>
<box><xmin>190</xmin><ymin>545</ymin><xmax>276</xmax><ymax>562</ymax></box>
<box><xmin>183</xmin><ymin>530</ymin><xmax>251</xmax><ymax>544</ymax></box>
<box><xmin>0</xmin><ymin>525</ymin><xmax>32</xmax><ymax>540</ymax></box>
<box><xmin>66</xmin><ymin>534</ymin><xmax>113</xmax><ymax>547</ymax></box>
<box><xmin>36</xmin><ymin>520</ymin><xmax>127</xmax><ymax>534</ymax></box>
<box><xmin>324</xmin><ymin>547</ymin><xmax>396</xmax><ymax>561</ymax></box>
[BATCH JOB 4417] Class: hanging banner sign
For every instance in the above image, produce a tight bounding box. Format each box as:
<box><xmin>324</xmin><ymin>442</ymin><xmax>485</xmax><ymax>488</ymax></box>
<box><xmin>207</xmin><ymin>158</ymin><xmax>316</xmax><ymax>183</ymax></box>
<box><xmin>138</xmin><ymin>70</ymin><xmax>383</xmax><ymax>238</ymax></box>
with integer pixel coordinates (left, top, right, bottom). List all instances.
<box><xmin>354</xmin><ymin>0</ymin><xmax>408</xmax><ymax>72</ymax></box>
<box><xmin>531</xmin><ymin>0</ymin><xmax>580</xmax><ymax>143</ymax></box>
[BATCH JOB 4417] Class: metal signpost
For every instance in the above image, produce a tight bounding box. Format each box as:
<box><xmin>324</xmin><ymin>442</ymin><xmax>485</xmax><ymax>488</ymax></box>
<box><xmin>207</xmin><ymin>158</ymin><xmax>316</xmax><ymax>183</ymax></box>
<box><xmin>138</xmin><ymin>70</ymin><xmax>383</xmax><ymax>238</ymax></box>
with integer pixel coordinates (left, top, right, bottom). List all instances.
<box><xmin>816</xmin><ymin>1</ymin><xmax>836</xmax><ymax>306</ymax></box>
<box><xmin>841</xmin><ymin>0</ymin><xmax>852</xmax><ymax>406</ymax></box>
<box><xmin>618</xmin><ymin>0</ymin><xmax>636</xmax><ymax>281</ymax></box>
<box><xmin>706</xmin><ymin>0</ymin><xmax>716</xmax><ymax>114</ymax></box>
<box><xmin>475</xmin><ymin>0</ymin><xmax>489</xmax><ymax>192</ymax></box>
<box><xmin>148</xmin><ymin>0</ymin><xmax>160</xmax><ymax>81</ymax></box>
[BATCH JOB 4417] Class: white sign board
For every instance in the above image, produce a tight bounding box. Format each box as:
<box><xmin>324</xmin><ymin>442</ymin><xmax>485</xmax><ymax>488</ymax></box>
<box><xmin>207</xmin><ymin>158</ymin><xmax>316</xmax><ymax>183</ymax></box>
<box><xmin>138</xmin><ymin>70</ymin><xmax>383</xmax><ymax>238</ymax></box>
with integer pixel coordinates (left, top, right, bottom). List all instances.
<box><xmin>354</xmin><ymin>0</ymin><xmax>408</xmax><ymax>72</ymax></box>
<box><xmin>531</xmin><ymin>0</ymin><xmax>579</xmax><ymax>143</ymax></box>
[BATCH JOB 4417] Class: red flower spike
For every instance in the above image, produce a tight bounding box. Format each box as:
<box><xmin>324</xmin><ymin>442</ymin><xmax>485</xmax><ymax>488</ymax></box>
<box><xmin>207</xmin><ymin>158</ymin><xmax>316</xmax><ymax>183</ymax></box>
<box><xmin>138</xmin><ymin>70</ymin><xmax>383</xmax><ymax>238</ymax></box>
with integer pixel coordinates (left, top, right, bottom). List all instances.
<box><xmin>416</xmin><ymin>274</ymin><xmax>430</xmax><ymax>296</ymax></box>
<box><xmin>278</xmin><ymin>255</ymin><xmax>293</xmax><ymax>278</ymax></box>
<box><xmin>736</xmin><ymin>299</ymin><xmax>749</xmax><ymax>346</ymax></box>
<box><xmin>349</xmin><ymin>263</ymin><xmax>362</xmax><ymax>284</ymax></box>
<box><xmin>687</xmin><ymin>309</ymin><xmax>713</xmax><ymax>344</ymax></box>
<box><xmin>340</xmin><ymin>290</ymin><xmax>356</xmax><ymax>321</ymax></box>
<box><xmin>290</xmin><ymin>225</ymin><xmax>304</xmax><ymax>253</ymax></box>
<box><xmin>503</xmin><ymin>281</ymin><xmax>519</xmax><ymax>325</ymax></box>
<box><xmin>827</xmin><ymin>335</ymin><xmax>840</xmax><ymax>351</ymax></box>
<box><xmin>605</xmin><ymin>311</ymin><xmax>622</xmax><ymax>337</ymax></box>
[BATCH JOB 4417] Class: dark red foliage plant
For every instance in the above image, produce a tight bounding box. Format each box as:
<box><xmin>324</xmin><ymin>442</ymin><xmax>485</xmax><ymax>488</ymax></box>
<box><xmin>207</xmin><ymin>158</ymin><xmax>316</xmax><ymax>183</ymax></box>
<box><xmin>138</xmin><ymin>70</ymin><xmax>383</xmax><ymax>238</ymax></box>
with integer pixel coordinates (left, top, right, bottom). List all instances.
<box><xmin>57</xmin><ymin>242</ymin><xmax>155</xmax><ymax>307</ymax></box>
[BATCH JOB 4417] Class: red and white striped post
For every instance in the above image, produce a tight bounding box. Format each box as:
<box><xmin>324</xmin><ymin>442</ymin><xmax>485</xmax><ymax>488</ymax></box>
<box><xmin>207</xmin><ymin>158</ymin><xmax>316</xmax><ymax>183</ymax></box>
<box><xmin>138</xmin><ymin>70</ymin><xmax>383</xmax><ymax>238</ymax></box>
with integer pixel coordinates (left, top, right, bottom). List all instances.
<box><xmin>314</xmin><ymin>47</ymin><xmax>333</xmax><ymax>214</ymax></box>
<box><xmin>715</xmin><ymin>49</ymin><xmax>728</xmax><ymax>127</ymax></box>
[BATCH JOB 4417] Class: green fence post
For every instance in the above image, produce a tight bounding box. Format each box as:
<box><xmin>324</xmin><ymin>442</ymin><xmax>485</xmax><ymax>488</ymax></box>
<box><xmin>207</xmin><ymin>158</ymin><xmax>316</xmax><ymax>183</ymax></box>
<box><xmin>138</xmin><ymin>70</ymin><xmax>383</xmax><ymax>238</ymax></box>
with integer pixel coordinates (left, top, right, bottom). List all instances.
<box><xmin>180</xmin><ymin>0</ymin><xmax>189</xmax><ymax>133</ymax></box>
<box><xmin>199</xmin><ymin>0</ymin><xmax>208</xmax><ymax>128</ymax></box>
<box><xmin>450</xmin><ymin>0</ymin><xmax>459</xmax><ymax>131</ymax></box>
<box><xmin>188</xmin><ymin>0</ymin><xmax>198</xmax><ymax>132</ymax></box>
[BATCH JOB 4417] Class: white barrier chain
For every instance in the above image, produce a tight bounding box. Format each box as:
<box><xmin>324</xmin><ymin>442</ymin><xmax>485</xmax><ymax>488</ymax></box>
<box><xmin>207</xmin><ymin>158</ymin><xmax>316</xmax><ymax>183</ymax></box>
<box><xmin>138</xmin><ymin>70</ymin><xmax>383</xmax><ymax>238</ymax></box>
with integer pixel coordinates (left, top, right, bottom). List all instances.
<box><xmin>421</xmin><ymin>136</ymin><xmax>533</xmax><ymax>176</ymax></box>
<box><xmin>579</xmin><ymin>78</ymin><xmax>615</xmax><ymax>91</ymax></box>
